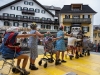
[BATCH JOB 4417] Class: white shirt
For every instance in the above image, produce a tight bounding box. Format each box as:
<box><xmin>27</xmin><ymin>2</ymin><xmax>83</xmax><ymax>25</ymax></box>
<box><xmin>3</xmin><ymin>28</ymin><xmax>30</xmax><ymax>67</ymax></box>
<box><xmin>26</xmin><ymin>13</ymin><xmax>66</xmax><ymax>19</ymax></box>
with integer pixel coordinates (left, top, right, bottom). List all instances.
<box><xmin>68</xmin><ymin>37</ymin><xmax>81</xmax><ymax>46</ymax></box>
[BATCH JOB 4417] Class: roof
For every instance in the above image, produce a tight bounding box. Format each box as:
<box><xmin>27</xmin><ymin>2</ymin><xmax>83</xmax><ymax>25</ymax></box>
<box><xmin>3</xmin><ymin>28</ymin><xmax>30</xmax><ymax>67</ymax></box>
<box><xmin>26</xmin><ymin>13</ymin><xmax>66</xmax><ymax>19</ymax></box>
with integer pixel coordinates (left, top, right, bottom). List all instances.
<box><xmin>43</xmin><ymin>5</ymin><xmax>61</xmax><ymax>10</ymax></box>
<box><xmin>0</xmin><ymin>0</ymin><xmax>54</xmax><ymax>17</ymax></box>
<box><xmin>93</xmin><ymin>25</ymin><xmax>100</xmax><ymax>30</ymax></box>
<box><xmin>60</xmin><ymin>5</ymin><xmax>97</xmax><ymax>13</ymax></box>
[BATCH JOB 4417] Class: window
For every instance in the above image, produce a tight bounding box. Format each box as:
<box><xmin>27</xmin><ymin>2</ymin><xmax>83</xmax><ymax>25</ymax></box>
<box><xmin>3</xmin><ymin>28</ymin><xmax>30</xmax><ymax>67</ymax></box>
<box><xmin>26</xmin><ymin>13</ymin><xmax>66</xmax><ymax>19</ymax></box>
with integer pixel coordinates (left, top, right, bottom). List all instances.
<box><xmin>95</xmin><ymin>40</ymin><xmax>97</xmax><ymax>44</ymax></box>
<box><xmin>83</xmin><ymin>15</ymin><xmax>90</xmax><ymax>18</ymax></box>
<box><xmin>47</xmin><ymin>18</ymin><xmax>51</xmax><ymax>21</ymax></box>
<box><xmin>41</xmin><ymin>10</ymin><xmax>45</xmax><ymax>14</ymax></box>
<box><xmin>82</xmin><ymin>27</ymin><xmax>89</xmax><ymax>32</ymax></box>
<box><xmin>29</xmin><ymin>2</ymin><xmax>33</xmax><ymax>6</ymax></box>
<box><xmin>13</xmin><ymin>22</ymin><xmax>19</xmax><ymax>27</ymax></box>
<box><xmin>35</xmin><ymin>9</ymin><xmax>40</xmax><ymax>13</ymax></box>
<box><xmin>29</xmin><ymin>16</ymin><xmax>34</xmax><ymax>20</ymax></box>
<box><xmin>41</xmin><ymin>25</ymin><xmax>45</xmax><ymax>29</ymax></box>
<box><xmin>10</xmin><ymin>6</ymin><xmax>15</xmax><ymax>10</ymax></box>
<box><xmin>3</xmin><ymin>13</ymin><xmax>9</xmax><ymax>17</ymax></box>
<box><xmin>98</xmin><ymin>33</ymin><xmax>100</xmax><ymax>37</ymax></box>
<box><xmin>4</xmin><ymin>21</ymin><xmax>10</xmax><ymax>26</ymax></box>
<box><xmin>17</xmin><ymin>6</ymin><xmax>22</xmax><ymax>11</ymax></box>
<box><xmin>23</xmin><ymin>23</ymin><xmax>28</xmax><ymax>27</ymax></box>
<box><xmin>29</xmin><ymin>8</ymin><xmax>34</xmax><ymax>11</ymax></box>
<box><xmin>46</xmin><ymin>25</ymin><xmax>51</xmax><ymax>29</ymax></box>
<box><xmin>10</xmin><ymin>14</ymin><xmax>15</xmax><ymax>17</ymax></box>
<box><xmin>66</xmin><ymin>26</ymin><xmax>70</xmax><ymax>32</ymax></box>
<box><xmin>72</xmin><ymin>15</ymin><xmax>80</xmax><ymax>18</ymax></box>
<box><xmin>93</xmin><ymin>33</ymin><xmax>97</xmax><ymax>38</ymax></box>
<box><xmin>24</xmin><ymin>1</ymin><xmax>28</xmax><ymax>5</ymax></box>
<box><xmin>16</xmin><ymin>15</ymin><xmax>21</xmax><ymax>18</ymax></box>
<box><xmin>65</xmin><ymin>15</ymin><xmax>70</xmax><ymax>19</ymax></box>
<box><xmin>23</xmin><ymin>7</ymin><xmax>28</xmax><ymax>10</ymax></box>
<box><xmin>54</xmin><ymin>26</ymin><xmax>58</xmax><ymax>30</ymax></box>
<box><xmin>35</xmin><ymin>17</ymin><xmax>39</xmax><ymax>20</ymax></box>
<box><xmin>42</xmin><ymin>17</ymin><xmax>47</xmax><ymax>20</ymax></box>
<box><xmin>16</xmin><ymin>15</ymin><xmax>22</xmax><ymax>20</ymax></box>
<box><xmin>23</xmin><ymin>16</ymin><xmax>28</xmax><ymax>19</ymax></box>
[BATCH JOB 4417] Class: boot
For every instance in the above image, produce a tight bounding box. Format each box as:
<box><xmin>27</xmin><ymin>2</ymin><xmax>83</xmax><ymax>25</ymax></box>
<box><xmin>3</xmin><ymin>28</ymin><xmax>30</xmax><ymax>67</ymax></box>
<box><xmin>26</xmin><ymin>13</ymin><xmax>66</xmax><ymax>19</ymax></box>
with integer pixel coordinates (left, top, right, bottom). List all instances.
<box><xmin>29</xmin><ymin>64</ymin><xmax>38</xmax><ymax>70</ymax></box>
<box><xmin>80</xmin><ymin>54</ymin><xmax>84</xmax><ymax>57</ymax></box>
<box><xmin>55</xmin><ymin>60</ymin><xmax>61</xmax><ymax>65</ymax></box>
<box><xmin>75</xmin><ymin>51</ymin><xmax>79</xmax><ymax>59</ymax></box>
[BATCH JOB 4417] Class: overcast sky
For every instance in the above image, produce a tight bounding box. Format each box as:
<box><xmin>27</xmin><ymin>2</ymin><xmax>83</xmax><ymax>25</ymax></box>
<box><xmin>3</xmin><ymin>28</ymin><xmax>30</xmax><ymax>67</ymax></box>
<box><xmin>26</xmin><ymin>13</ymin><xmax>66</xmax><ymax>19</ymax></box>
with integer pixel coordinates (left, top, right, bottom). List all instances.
<box><xmin>0</xmin><ymin>0</ymin><xmax>100</xmax><ymax>25</ymax></box>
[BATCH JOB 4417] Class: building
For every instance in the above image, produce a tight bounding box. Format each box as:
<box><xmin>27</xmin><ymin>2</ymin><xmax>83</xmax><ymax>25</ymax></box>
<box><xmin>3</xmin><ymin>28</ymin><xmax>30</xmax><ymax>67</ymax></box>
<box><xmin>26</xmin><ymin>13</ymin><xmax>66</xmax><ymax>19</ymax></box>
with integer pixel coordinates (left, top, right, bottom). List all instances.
<box><xmin>59</xmin><ymin>4</ymin><xmax>97</xmax><ymax>41</ymax></box>
<box><xmin>0</xmin><ymin>0</ymin><xmax>61</xmax><ymax>33</ymax></box>
<box><xmin>93</xmin><ymin>25</ymin><xmax>100</xmax><ymax>44</ymax></box>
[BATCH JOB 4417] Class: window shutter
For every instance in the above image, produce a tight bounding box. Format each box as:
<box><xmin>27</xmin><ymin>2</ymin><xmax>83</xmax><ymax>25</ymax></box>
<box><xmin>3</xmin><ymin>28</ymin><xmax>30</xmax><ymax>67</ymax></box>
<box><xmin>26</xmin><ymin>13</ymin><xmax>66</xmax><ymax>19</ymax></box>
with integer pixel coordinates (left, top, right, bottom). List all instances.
<box><xmin>83</xmin><ymin>15</ymin><xmax>84</xmax><ymax>18</ymax></box>
<box><xmin>87</xmin><ymin>27</ymin><xmax>89</xmax><ymax>32</ymax></box>
<box><xmin>67</xmin><ymin>26</ymin><xmax>71</xmax><ymax>34</ymax></box>
<box><xmin>88</xmin><ymin>15</ymin><xmax>90</xmax><ymax>18</ymax></box>
<box><xmin>64</xmin><ymin>26</ymin><xmax>66</xmax><ymax>31</ymax></box>
<box><xmin>69</xmin><ymin>15</ymin><xmax>70</xmax><ymax>18</ymax></box>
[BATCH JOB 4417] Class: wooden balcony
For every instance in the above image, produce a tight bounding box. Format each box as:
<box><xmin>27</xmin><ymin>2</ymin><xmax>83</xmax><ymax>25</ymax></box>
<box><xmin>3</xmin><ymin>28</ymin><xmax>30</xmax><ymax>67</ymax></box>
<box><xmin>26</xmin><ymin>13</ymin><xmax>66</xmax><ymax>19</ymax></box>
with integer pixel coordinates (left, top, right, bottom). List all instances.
<box><xmin>0</xmin><ymin>16</ymin><xmax>59</xmax><ymax>24</ymax></box>
<box><xmin>63</xmin><ymin>18</ymin><xmax>91</xmax><ymax>24</ymax></box>
<box><xmin>22</xmin><ymin>10</ymin><xmax>35</xmax><ymax>15</ymax></box>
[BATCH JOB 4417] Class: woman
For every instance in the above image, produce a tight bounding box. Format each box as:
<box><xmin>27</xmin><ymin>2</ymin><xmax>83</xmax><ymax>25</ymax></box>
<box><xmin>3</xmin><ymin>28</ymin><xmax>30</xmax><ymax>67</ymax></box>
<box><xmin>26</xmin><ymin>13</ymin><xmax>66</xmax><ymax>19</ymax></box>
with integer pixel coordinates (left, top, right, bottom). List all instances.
<box><xmin>28</xmin><ymin>23</ymin><xmax>45</xmax><ymax>70</ymax></box>
<box><xmin>55</xmin><ymin>26</ymin><xmax>70</xmax><ymax>65</ymax></box>
<box><xmin>0</xmin><ymin>26</ymin><xmax>36</xmax><ymax>74</ymax></box>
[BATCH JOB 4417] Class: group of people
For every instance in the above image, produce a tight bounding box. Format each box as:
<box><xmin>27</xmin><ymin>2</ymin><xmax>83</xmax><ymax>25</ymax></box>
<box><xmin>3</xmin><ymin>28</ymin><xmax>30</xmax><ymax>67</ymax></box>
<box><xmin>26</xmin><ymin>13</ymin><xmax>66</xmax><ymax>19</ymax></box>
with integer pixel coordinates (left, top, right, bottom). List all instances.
<box><xmin>0</xmin><ymin>23</ymin><xmax>92</xmax><ymax>74</ymax></box>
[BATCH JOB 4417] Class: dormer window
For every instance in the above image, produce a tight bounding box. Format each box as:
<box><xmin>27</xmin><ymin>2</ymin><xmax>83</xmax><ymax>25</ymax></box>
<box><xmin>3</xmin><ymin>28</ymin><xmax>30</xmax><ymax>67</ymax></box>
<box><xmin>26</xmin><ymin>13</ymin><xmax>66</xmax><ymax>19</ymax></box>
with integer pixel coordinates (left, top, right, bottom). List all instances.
<box><xmin>71</xmin><ymin>4</ymin><xmax>82</xmax><ymax>11</ymax></box>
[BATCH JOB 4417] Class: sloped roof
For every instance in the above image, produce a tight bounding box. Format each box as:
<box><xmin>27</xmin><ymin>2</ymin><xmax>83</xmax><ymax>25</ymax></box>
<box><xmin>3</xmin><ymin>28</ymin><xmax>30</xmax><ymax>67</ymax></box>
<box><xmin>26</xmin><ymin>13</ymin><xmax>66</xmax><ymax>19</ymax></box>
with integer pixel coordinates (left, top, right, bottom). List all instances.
<box><xmin>60</xmin><ymin>5</ymin><xmax>97</xmax><ymax>13</ymax></box>
<box><xmin>0</xmin><ymin>0</ymin><xmax>54</xmax><ymax>17</ymax></box>
<box><xmin>93</xmin><ymin>25</ymin><xmax>100</xmax><ymax>30</ymax></box>
<box><xmin>43</xmin><ymin>5</ymin><xmax>61</xmax><ymax>10</ymax></box>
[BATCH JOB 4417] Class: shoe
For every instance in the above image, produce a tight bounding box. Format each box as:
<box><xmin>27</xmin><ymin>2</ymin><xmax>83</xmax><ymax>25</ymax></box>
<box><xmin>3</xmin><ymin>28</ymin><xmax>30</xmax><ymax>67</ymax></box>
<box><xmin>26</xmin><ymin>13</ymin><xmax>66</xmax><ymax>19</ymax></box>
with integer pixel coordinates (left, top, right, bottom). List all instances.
<box><xmin>55</xmin><ymin>60</ymin><xmax>61</xmax><ymax>65</ymax></box>
<box><xmin>22</xmin><ymin>69</ymin><xmax>30</xmax><ymax>75</ymax></box>
<box><xmin>12</xmin><ymin>67</ymin><xmax>20</xmax><ymax>73</ymax></box>
<box><xmin>61</xmin><ymin>60</ymin><xmax>67</xmax><ymax>63</ymax></box>
<box><xmin>80</xmin><ymin>54</ymin><xmax>84</xmax><ymax>57</ymax></box>
<box><xmin>29</xmin><ymin>64</ymin><xmax>38</xmax><ymax>70</ymax></box>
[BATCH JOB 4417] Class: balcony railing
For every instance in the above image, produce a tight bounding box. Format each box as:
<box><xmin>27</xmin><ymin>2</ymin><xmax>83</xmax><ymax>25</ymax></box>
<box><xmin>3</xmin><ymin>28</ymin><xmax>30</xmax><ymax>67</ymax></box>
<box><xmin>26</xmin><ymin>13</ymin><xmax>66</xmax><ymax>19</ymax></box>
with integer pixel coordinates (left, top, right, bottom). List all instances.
<box><xmin>63</xmin><ymin>18</ymin><xmax>91</xmax><ymax>24</ymax></box>
<box><xmin>22</xmin><ymin>10</ymin><xmax>35</xmax><ymax>15</ymax></box>
<box><xmin>0</xmin><ymin>16</ymin><xmax>59</xmax><ymax>24</ymax></box>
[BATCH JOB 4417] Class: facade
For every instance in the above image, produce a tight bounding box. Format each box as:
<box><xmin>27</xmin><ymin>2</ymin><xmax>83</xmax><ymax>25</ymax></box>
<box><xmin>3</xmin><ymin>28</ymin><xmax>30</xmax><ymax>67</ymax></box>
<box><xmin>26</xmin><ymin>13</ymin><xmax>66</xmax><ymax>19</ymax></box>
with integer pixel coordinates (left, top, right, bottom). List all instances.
<box><xmin>93</xmin><ymin>25</ymin><xmax>100</xmax><ymax>44</ymax></box>
<box><xmin>59</xmin><ymin>4</ymin><xmax>97</xmax><ymax>41</ymax></box>
<box><xmin>0</xmin><ymin>0</ymin><xmax>61</xmax><ymax>33</ymax></box>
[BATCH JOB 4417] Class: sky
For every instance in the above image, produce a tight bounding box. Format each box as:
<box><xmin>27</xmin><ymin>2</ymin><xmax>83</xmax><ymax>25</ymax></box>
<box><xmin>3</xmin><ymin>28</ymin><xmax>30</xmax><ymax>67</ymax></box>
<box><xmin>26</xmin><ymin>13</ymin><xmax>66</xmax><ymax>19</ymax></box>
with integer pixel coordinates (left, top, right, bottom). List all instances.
<box><xmin>0</xmin><ymin>0</ymin><xmax>100</xmax><ymax>25</ymax></box>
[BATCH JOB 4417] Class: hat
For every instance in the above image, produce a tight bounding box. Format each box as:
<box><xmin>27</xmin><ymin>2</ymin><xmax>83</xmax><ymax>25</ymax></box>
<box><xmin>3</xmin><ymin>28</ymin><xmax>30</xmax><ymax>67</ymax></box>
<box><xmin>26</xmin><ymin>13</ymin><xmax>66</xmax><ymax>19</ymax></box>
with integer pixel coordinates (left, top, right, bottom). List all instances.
<box><xmin>6</xmin><ymin>26</ymin><xmax>19</xmax><ymax>32</ymax></box>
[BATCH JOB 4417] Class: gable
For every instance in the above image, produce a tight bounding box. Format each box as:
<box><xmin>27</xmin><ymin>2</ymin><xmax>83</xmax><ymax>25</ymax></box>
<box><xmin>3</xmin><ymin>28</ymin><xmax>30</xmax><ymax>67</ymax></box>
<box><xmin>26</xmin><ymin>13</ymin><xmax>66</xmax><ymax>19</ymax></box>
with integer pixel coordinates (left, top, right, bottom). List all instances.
<box><xmin>0</xmin><ymin>0</ymin><xmax>54</xmax><ymax>17</ymax></box>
